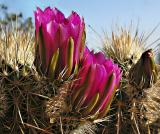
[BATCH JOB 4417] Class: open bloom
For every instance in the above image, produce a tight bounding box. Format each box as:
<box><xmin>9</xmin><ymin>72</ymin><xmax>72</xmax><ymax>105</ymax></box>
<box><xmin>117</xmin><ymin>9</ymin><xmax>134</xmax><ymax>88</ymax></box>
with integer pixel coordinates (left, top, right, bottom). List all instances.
<box><xmin>35</xmin><ymin>7</ymin><xmax>85</xmax><ymax>78</ymax></box>
<box><xmin>71</xmin><ymin>47</ymin><xmax>122</xmax><ymax>120</ymax></box>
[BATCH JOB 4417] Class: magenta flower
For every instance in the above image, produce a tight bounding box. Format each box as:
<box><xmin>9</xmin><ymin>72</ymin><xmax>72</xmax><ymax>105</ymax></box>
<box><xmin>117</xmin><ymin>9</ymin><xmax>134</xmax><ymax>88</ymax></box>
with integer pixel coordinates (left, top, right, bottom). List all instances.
<box><xmin>71</xmin><ymin>47</ymin><xmax>122</xmax><ymax>119</ymax></box>
<box><xmin>35</xmin><ymin>7</ymin><xmax>85</xmax><ymax>78</ymax></box>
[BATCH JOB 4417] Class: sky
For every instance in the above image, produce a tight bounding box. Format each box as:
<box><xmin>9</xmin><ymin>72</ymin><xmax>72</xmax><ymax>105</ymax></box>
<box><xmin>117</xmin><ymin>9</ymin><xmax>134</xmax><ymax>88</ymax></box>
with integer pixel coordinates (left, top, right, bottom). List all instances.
<box><xmin>1</xmin><ymin>0</ymin><xmax>160</xmax><ymax>50</ymax></box>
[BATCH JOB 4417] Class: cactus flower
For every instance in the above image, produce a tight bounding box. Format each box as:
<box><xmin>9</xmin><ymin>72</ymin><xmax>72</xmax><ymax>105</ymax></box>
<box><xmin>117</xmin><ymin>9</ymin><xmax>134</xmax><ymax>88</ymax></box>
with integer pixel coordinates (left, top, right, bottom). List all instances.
<box><xmin>129</xmin><ymin>49</ymin><xmax>158</xmax><ymax>89</ymax></box>
<box><xmin>71</xmin><ymin>47</ymin><xmax>122</xmax><ymax>120</ymax></box>
<box><xmin>34</xmin><ymin>7</ymin><xmax>85</xmax><ymax>78</ymax></box>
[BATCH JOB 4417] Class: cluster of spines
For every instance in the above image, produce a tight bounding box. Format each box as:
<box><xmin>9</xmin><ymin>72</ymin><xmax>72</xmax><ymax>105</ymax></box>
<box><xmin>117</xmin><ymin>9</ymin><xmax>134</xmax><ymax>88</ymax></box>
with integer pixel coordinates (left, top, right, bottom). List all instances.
<box><xmin>103</xmin><ymin>26</ymin><xmax>160</xmax><ymax>133</ymax></box>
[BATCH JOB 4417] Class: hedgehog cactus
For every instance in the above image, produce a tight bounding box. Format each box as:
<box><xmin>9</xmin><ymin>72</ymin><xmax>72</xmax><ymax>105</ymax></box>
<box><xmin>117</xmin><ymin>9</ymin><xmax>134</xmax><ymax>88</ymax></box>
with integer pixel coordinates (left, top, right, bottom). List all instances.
<box><xmin>1</xmin><ymin>4</ymin><xmax>160</xmax><ymax>133</ymax></box>
<box><xmin>0</xmin><ymin>25</ymin><xmax>51</xmax><ymax>133</ymax></box>
<box><xmin>102</xmin><ymin>27</ymin><xmax>160</xmax><ymax>133</ymax></box>
<box><xmin>71</xmin><ymin>47</ymin><xmax>121</xmax><ymax>120</ymax></box>
<box><xmin>128</xmin><ymin>49</ymin><xmax>160</xmax><ymax>127</ymax></box>
<box><xmin>35</xmin><ymin>7</ymin><xmax>85</xmax><ymax>79</ymax></box>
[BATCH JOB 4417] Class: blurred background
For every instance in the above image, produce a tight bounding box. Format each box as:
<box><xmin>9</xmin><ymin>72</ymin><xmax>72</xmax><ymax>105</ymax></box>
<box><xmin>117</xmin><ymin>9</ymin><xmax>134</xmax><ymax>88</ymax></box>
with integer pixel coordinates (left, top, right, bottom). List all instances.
<box><xmin>0</xmin><ymin>0</ymin><xmax>160</xmax><ymax>50</ymax></box>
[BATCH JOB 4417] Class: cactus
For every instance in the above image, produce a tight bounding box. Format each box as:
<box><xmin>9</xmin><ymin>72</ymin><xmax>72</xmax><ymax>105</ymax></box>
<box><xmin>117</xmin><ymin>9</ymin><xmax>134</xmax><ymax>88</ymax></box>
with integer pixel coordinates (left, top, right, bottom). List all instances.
<box><xmin>103</xmin><ymin>25</ymin><xmax>160</xmax><ymax>133</ymax></box>
<box><xmin>102</xmin><ymin>27</ymin><xmax>143</xmax><ymax>133</ymax></box>
<box><xmin>1</xmin><ymin>5</ymin><xmax>160</xmax><ymax>133</ymax></box>
<box><xmin>0</xmin><ymin>24</ymin><xmax>55</xmax><ymax>133</ymax></box>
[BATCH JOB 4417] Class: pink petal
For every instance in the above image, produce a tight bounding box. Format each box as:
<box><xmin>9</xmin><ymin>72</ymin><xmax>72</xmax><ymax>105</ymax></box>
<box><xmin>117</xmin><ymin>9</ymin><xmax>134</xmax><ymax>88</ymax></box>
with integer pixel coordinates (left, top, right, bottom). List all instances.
<box><xmin>41</xmin><ymin>24</ymin><xmax>53</xmax><ymax>68</ymax></box>
<box><xmin>68</xmin><ymin>11</ymin><xmax>81</xmax><ymax>25</ymax></box>
<box><xmin>72</xmin><ymin>64</ymin><xmax>90</xmax><ymax>91</ymax></box>
<box><xmin>99</xmin><ymin>73</ymin><xmax>117</xmax><ymax>112</ymax></box>
<box><xmin>60</xmin><ymin>21</ymin><xmax>71</xmax><ymax>45</ymax></box>
<box><xmin>84</xmin><ymin>64</ymin><xmax>106</xmax><ymax>105</ymax></box>
<box><xmin>35</xmin><ymin>7</ymin><xmax>43</xmax><ymax>35</ymax></box>
<box><xmin>104</xmin><ymin>59</ymin><xmax>114</xmax><ymax>74</ymax></box>
<box><xmin>78</xmin><ymin>64</ymin><xmax>97</xmax><ymax>107</ymax></box>
<box><xmin>74</xmin><ymin>19</ymin><xmax>85</xmax><ymax>64</ymax></box>
<box><xmin>46</xmin><ymin>20</ymin><xmax>59</xmax><ymax>51</ymax></box>
<box><xmin>82</xmin><ymin>47</ymin><xmax>93</xmax><ymax>65</ymax></box>
<box><xmin>94</xmin><ymin>52</ymin><xmax>106</xmax><ymax>64</ymax></box>
<box><xmin>53</xmin><ymin>7</ymin><xmax>65</xmax><ymax>23</ymax></box>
